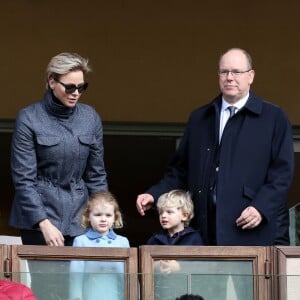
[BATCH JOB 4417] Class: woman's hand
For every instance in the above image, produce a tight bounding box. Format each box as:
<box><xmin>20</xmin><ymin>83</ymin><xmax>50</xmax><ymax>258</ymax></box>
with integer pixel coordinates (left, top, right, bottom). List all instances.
<box><xmin>39</xmin><ymin>219</ymin><xmax>65</xmax><ymax>246</ymax></box>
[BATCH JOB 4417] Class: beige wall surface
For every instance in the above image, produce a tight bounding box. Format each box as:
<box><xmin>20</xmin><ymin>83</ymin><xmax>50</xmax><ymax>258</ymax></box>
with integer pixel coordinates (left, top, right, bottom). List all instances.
<box><xmin>1</xmin><ymin>0</ymin><xmax>300</xmax><ymax>123</ymax></box>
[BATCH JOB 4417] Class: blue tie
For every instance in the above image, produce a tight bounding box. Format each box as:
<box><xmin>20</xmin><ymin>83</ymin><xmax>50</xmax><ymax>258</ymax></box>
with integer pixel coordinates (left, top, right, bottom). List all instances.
<box><xmin>228</xmin><ymin>106</ymin><xmax>236</xmax><ymax>118</ymax></box>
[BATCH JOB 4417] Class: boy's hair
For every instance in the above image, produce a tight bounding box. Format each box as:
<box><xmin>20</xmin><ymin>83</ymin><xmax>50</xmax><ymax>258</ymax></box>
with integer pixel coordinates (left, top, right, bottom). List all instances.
<box><xmin>81</xmin><ymin>190</ymin><xmax>123</xmax><ymax>229</ymax></box>
<box><xmin>157</xmin><ymin>189</ymin><xmax>194</xmax><ymax>226</ymax></box>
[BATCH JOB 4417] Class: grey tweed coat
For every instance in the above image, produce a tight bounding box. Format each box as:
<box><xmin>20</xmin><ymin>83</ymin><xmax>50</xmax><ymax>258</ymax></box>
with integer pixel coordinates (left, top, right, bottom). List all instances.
<box><xmin>9</xmin><ymin>90</ymin><xmax>108</xmax><ymax>237</ymax></box>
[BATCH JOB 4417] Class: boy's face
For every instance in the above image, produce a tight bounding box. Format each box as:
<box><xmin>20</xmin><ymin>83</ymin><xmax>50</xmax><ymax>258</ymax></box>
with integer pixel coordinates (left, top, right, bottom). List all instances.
<box><xmin>158</xmin><ymin>205</ymin><xmax>188</xmax><ymax>236</ymax></box>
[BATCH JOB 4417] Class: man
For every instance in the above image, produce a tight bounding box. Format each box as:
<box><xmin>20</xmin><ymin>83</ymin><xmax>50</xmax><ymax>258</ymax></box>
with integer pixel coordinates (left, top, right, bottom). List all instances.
<box><xmin>136</xmin><ymin>48</ymin><xmax>294</xmax><ymax>246</ymax></box>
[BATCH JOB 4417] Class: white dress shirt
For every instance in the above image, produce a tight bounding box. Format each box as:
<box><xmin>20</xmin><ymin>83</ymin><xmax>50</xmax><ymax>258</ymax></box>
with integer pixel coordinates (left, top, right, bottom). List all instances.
<box><xmin>219</xmin><ymin>94</ymin><xmax>249</xmax><ymax>142</ymax></box>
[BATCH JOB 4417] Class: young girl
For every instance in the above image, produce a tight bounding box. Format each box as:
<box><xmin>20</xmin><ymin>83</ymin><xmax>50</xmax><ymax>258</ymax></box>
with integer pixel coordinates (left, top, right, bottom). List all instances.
<box><xmin>69</xmin><ymin>191</ymin><xmax>129</xmax><ymax>300</ymax></box>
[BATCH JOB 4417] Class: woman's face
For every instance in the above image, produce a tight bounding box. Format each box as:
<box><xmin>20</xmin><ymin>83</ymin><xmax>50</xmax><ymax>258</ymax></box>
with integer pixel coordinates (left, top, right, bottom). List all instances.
<box><xmin>48</xmin><ymin>70</ymin><xmax>85</xmax><ymax>108</ymax></box>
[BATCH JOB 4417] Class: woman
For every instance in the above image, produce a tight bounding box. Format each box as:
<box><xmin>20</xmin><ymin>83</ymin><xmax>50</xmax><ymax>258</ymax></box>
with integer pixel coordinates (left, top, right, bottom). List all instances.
<box><xmin>10</xmin><ymin>52</ymin><xmax>108</xmax><ymax>247</ymax></box>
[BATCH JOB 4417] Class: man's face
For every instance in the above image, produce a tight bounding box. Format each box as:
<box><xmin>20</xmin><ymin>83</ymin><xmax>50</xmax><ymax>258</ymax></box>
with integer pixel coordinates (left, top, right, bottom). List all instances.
<box><xmin>218</xmin><ymin>49</ymin><xmax>255</xmax><ymax>104</ymax></box>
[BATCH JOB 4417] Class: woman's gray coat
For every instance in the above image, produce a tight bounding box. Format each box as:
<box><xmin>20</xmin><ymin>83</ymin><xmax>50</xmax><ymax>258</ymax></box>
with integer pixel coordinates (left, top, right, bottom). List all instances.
<box><xmin>9</xmin><ymin>90</ymin><xmax>108</xmax><ymax>237</ymax></box>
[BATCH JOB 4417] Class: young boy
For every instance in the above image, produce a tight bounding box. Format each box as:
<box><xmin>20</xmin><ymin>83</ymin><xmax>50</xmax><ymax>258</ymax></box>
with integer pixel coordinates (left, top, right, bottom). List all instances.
<box><xmin>147</xmin><ymin>189</ymin><xmax>203</xmax><ymax>245</ymax></box>
<box><xmin>146</xmin><ymin>190</ymin><xmax>204</xmax><ymax>297</ymax></box>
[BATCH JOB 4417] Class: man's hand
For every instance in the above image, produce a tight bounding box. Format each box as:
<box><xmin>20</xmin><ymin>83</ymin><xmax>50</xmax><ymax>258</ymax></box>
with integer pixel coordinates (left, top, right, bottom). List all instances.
<box><xmin>136</xmin><ymin>193</ymin><xmax>154</xmax><ymax>216</ymax></box>
<box><xmin>236</xmin><ymin>206</ymin><xmax>262</xmax><ymax>229</ymax></box>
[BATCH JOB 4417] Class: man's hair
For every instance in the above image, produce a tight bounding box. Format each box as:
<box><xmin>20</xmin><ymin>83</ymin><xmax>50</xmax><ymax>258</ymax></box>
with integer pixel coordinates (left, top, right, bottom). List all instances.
<box><xmin>219</xmin><ymin>47</ymin><xmax>253</xmax><ymax>69</ymax></box>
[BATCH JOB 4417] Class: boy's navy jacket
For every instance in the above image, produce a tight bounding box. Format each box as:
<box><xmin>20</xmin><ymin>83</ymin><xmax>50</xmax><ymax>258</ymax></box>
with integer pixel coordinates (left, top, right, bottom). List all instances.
<box><xmin>146</xmin><ymin>227</ymin><xmax>204</xmax><ymax>245</ymax></box>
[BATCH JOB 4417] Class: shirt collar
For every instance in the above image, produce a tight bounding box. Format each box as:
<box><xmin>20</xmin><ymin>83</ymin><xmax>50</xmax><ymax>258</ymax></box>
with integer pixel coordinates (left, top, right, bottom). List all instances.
<box><xmin>86</xmin><ymin>228</ymin><xmax>117</xmax><ymax>240</ymax></box>
<box><xmin>221</xmin><ymin>93</ymin><xmax>249</xmax><ymax>112</ymax></box>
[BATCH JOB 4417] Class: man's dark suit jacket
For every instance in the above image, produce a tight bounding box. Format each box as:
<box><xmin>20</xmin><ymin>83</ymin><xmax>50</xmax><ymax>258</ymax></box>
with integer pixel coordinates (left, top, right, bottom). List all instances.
<box><xmin>148</xmin><ymin>92</ymin><xmax>294</xmax><ymax>246</ymax></box>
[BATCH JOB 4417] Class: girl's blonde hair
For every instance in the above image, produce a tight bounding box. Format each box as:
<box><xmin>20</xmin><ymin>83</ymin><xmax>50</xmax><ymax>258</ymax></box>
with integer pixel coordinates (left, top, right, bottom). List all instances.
<box><xmin>157</xmin><ymin>189</ymin><xmax>194</xmax><ymax>226</ymax></box>
<box><xmin>81</xmin><ymin>191</ymin><xmax>123</xmax><ymax>229</ymax></box>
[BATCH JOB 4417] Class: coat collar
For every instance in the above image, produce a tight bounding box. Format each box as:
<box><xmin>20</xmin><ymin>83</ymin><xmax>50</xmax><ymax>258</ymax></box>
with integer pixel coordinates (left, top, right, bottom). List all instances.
<box><xmin>43</xmin><ymin>90</ymin><xmax>75</xmax><ymax>119</ymax></box>
<box><xmin>207</xmin><ymin>91</ymin><xmax>263</xmax><ymax>116</ymax></box>
<box><xmin>86</xmin><ymin>228</ymin><xmax>117</xmax><ymax>240</ymax></box>
<box><xmin>243</xmin><ymin>92</ymin><xmax>263</xmax><ymax>115</ymax></box>
<box><xmin>152</xmin><ymin>227</ymin><xmax>198</xmax><ymax>245</ymax></box>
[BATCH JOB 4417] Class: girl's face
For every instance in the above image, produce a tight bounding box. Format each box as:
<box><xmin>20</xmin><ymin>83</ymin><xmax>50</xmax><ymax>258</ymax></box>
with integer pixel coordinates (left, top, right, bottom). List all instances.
<box><xmin>88</xmin><ymin>202</ymin><xmax>115</xmax><ymax>235</ymax></box>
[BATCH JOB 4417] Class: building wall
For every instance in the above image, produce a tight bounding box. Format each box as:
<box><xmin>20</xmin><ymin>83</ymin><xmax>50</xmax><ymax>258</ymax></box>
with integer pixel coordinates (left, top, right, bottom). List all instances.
<box><xmin>0</xmin><ymin>1</ymin><xmax>300</xmax><ymax>124</ymax></box>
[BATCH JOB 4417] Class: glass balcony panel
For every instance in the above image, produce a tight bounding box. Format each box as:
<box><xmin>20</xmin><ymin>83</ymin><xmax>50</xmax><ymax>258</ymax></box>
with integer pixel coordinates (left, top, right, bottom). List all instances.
<box><xmin>18</xmin><ymin>259</ymin><xmax>126</xmax><ymax>300</ymax></box>
<box><xmin>153</xmin><ymin>259</ymin><xmax>253</xmax><ymax>300</ymax></box>
<box><xmin>289</xmin><ymin>203</ymin><xmax>300</xmax><ymax>245</ymax></box>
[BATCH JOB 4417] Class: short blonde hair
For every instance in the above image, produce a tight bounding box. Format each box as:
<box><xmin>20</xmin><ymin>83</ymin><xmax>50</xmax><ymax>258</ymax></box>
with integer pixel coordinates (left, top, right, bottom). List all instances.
<box><xmin>157</xmin><ymin>190</ymin><xmax>194</xmax><ymax>226</ymax></box>
<box><xmin>81</xmin><ymin>191</ymin><xmax>123</xmax><ymax>229</ymax></box>
<box><xmin>46</xmin><ymin>52</ymin><xmax>91</xmax><ymax>86</ymax></box>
